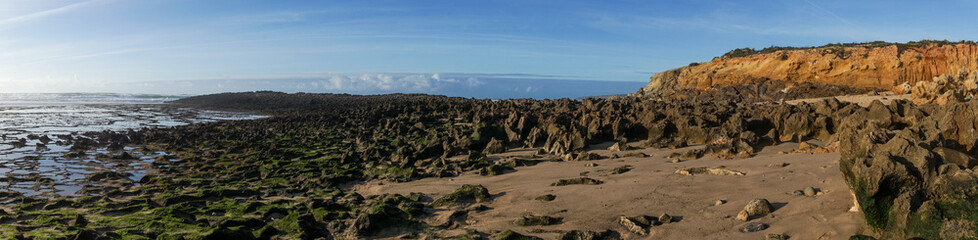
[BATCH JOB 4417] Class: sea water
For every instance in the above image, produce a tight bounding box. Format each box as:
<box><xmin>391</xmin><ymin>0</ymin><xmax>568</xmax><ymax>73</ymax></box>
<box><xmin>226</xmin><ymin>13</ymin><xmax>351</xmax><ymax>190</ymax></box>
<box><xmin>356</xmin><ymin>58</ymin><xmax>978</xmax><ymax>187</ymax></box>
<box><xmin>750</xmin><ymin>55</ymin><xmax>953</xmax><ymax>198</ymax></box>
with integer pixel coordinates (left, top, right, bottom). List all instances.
<box><xmin>0</xmin><ymin>93</ymin><xmax>264</xmax><ymax>197</ymax></box>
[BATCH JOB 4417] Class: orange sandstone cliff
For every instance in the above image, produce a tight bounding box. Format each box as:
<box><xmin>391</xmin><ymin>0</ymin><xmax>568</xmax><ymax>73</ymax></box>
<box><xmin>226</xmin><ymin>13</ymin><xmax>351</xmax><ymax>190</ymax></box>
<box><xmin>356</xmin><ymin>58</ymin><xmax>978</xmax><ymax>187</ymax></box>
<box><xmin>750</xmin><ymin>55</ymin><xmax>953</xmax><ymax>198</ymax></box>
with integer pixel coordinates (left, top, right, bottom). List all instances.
<box><xmin>637</xmin><ymin>42</ymin><xmax>978</xmax><ymax>95</ymax></box>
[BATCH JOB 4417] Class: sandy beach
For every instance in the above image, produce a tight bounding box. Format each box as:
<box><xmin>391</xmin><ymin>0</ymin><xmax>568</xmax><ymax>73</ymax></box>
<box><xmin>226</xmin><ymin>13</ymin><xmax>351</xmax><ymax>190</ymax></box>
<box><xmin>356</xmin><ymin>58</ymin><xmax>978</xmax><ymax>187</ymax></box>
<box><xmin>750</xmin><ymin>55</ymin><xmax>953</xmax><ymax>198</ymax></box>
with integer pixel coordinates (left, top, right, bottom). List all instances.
<box><xmin>357</xmin><ymin>141</ymin><xmax>868</xmax><ymax>239</ymax></box>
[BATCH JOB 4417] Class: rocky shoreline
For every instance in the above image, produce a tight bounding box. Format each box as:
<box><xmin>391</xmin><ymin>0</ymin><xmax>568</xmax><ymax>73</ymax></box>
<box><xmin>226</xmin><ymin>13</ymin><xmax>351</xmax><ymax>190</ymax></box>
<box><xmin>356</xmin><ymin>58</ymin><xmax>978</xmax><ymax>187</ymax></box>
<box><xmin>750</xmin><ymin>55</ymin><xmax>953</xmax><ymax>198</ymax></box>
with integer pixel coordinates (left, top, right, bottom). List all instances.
<box><xmin>0</xmin><ymin>89</ymin><xmax>975</xmax><ymax>239</ymax></box>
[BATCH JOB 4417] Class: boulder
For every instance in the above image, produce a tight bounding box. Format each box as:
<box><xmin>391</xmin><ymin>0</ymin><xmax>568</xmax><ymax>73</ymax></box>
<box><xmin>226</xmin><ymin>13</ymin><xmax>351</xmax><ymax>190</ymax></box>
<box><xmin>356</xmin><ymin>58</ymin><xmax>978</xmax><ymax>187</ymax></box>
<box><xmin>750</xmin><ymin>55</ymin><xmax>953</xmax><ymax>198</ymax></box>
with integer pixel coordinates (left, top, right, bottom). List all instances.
<box><xmin>431</xmin><ymin>185</ymin><xmax>492</xmax><ymax>208</ymax></box>
<box><xmin>485</xmin><ymin>138</ymin><xmax>507</xmax><ymax>154</ymax></box>
<box><xmin>735</xmin><ymin>199</ymin><xmax>773</xmax><ymax>221</ymax></box>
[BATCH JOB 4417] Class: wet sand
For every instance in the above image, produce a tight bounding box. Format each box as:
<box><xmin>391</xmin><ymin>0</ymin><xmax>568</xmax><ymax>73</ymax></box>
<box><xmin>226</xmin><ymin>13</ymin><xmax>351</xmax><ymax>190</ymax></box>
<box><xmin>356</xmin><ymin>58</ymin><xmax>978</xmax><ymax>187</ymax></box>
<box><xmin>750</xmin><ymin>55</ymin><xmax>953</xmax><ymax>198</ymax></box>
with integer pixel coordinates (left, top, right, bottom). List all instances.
<box><xmin>356</xmin><ymin>142</ymin><xmax>868</xmax><ymax>239</ymax></box>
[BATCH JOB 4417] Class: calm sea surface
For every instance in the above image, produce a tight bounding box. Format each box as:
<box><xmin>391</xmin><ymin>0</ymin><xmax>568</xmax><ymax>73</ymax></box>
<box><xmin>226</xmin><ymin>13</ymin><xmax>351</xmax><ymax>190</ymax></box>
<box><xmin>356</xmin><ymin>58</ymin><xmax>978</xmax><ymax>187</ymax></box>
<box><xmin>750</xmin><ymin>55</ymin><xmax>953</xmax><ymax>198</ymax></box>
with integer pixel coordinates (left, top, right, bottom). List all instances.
<box><xmin>0</xmin><ymin>93</ymin><xmax>263</xmax><ymax>197</ymax></box>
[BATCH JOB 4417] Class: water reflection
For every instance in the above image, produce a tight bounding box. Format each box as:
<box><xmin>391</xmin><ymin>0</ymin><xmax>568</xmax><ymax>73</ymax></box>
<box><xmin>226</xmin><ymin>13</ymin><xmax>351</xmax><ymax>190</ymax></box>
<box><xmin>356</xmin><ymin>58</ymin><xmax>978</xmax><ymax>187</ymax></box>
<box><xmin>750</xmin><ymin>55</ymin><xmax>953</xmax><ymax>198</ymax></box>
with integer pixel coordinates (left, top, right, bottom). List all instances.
<box><xmin>0</xmin><ymin>104</ymin><xmax>263</xmax><ymax>197</ymax></box>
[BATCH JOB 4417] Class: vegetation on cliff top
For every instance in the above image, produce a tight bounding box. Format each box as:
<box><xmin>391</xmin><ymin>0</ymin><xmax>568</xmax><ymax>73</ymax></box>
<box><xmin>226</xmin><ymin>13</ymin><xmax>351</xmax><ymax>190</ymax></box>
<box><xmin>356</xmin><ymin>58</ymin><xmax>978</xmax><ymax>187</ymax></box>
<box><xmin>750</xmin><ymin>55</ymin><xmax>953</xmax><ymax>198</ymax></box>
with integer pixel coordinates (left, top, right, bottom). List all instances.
<box><xmin>720</xmin><ymin>40</ymin><xmax>978</xmax><ymax>59</ymax></box>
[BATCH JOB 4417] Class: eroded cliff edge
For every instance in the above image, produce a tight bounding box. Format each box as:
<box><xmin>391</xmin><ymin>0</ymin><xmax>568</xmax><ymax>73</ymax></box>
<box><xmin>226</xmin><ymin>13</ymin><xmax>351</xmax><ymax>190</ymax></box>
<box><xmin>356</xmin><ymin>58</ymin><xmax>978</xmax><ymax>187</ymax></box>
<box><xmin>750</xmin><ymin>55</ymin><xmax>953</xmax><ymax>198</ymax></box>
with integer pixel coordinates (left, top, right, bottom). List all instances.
<box><xmin>637</xmin><ymin>41</ymin><xmax>978</xmax><ymax>96</ymax></box>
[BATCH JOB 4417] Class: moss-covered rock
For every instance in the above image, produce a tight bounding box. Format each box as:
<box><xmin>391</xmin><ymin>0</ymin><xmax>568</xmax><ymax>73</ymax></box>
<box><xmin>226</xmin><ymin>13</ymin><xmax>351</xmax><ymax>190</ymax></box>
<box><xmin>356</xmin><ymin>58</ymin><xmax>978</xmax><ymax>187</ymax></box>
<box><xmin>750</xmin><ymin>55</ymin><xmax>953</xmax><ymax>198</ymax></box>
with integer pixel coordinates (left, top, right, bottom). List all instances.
<box><xmin>491</xmin><ymin>230</ymin><xmax>543</xmax><ymax>240</ymax></box>
<box><xmin>431</xmin><ymin>185</ymin><xmax>492</xmax><ymax>208</ymax></box>
<box><xmin>514</xmin><ymin>215</ymin><xmax>562</xmax><ymax>226</ymax></box>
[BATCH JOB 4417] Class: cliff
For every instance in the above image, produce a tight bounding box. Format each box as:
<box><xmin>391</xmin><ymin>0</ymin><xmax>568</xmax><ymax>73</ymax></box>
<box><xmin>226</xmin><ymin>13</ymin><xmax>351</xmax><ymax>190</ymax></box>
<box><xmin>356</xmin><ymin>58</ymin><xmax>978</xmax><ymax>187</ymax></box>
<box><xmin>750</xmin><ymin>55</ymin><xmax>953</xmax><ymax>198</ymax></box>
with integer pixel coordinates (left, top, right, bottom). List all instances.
<box><xmin>638</xmin><ymin>41</ymin><xmax>978</xmax><ymax>96</ymax></box>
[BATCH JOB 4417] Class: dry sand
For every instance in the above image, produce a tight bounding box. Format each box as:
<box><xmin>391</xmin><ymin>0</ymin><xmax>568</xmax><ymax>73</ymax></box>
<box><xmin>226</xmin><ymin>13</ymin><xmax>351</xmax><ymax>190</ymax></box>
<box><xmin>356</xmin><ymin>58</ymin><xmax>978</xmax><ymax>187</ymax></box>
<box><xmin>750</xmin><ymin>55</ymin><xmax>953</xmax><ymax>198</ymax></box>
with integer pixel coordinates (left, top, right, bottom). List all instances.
<box><xmin>355</xmin><ymin>142</ymin><xmax>869</xmax><ymax>239</ymax></box>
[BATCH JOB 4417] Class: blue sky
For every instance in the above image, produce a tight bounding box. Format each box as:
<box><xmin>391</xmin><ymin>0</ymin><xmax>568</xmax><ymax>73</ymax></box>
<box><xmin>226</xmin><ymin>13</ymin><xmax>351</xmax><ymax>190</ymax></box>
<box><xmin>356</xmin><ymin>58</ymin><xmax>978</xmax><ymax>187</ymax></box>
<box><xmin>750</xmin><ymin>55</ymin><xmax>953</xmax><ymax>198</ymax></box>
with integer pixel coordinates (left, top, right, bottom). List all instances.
<box><xmin>1</xmin><ymin>0</ymin><xmax>976</xmax><ymax>98</ymax></box>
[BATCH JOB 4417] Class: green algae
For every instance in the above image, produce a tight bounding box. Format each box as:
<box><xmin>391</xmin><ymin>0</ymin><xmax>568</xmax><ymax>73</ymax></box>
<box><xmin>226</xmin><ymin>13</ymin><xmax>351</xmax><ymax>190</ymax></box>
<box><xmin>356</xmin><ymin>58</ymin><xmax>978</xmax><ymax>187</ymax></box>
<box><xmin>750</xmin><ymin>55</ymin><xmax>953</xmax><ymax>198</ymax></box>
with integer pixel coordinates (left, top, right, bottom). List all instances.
<box><xmin>430</xmin><ymin>184</ymin><xmax>492</xmax><ymax>208</ymax></box>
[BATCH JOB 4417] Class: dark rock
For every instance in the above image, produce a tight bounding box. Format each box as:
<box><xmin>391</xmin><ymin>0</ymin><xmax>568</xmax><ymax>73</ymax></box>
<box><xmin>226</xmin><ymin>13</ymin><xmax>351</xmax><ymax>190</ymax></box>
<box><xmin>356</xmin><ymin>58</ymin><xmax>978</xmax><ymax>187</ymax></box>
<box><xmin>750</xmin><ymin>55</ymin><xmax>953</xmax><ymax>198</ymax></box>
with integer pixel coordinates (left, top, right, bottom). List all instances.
<box><xmin>551</xmin><ymin>177</ymin><xmax>603</xmax><ymax>186</ymax></box>
<box><xmin>741</xmin><ymin>222</ymin><xmax>768</xmax><ymax>232</ymax></box>
<box><xmin>491</xmin><ymin>230</ymin><xmax>543</xmax><ymax>240</ymax></box>
<box><xmin>514</xmin><ymin>215</ymin><xmax>562</xmax><ymax>226</ymax></box>
<box><xmin>86</xmin><ymin>171</ymin><xmax>133</xmax><ymax>182</ymax></box>
<box><xmin>766</xmin><ymin>233</ymin><xmax>789</xmax><ymax>240</ymax></box>
<box><xmin>559</xmin><ymin>230</ymin><xmax>619</xmax><ymax>240</ymax></box>
<box><xmin>658</xmin><ymin>213</ymin><xmax>673</xmax><ymax>224</ymax></box>
<box><xmin>610</xmin><ymin>165</ymin><xmax>632</xmax><ymax>174</ymax></box>
<box><xmin>72</xmin><ymin>230</ymin><xmax>99</xmax><ymax>240</ymax></box>
<box><xmin>202</xmin><ymin>227</ymin><xmax>257</xmax><ymax>240</ymax></box>
<box><xmin>575</xmin><ymin>152</ymin><xmax>601</xmax><ymax>161</ymax></box>
<box><xmin>485</xmin><ymin>138</ymin><xmax>507</xmax><ymax>154</ymax></box>
<box><xmin>69</xmin><ymin>215</ymin><xmax>88</xmax><ymax>227</ymax></box>
<box><xmin>479</xmin><ymin>164</ymin><xmax>514</xmax><ymax>176</ymax></box>
<box><xmin>535</xmin><ymin>194</ymin><xmax>556</xmax><ymax>201</ymax></box>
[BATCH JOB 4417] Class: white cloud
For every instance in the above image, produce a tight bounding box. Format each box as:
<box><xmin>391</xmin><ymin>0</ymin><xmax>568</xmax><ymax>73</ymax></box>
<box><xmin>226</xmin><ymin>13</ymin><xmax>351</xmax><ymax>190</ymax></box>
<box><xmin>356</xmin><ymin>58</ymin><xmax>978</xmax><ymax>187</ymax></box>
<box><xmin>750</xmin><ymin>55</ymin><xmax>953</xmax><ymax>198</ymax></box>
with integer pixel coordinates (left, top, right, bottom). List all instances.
<box><xmin>311</xmin><ymin>73</ymin><xmax>481</xmax><ymax>93</ymax></box>
<box><xmin>0</xmin><ymin>0</ymin><xmax>107</xmax><ymax>28</ymax></box>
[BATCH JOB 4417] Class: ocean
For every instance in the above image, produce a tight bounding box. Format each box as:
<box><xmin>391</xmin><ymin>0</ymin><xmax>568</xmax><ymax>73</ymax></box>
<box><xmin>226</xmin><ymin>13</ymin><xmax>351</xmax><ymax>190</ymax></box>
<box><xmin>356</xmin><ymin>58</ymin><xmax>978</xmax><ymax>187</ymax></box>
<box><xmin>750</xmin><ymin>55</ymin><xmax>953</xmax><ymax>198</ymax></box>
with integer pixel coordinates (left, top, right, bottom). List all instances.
<box><xmin>0</xmin><ymin>93</ymin><xmax>264</xmax><ymax>197</ymax></box>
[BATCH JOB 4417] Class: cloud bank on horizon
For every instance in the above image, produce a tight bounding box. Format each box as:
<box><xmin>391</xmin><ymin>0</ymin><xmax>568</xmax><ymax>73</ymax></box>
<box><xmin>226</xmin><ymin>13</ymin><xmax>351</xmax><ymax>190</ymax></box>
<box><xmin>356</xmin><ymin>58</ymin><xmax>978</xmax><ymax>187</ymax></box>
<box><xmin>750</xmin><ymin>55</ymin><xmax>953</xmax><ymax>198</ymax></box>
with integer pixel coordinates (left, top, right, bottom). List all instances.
<box><xmin>0</xmin><ymin>72</ymin><xmax>645</xmax><ymax>99</ymax></box>
<box><xmin>1</xmin><ymin>0</ymin><xmax>977</xmax><ymax>98</ymax></box>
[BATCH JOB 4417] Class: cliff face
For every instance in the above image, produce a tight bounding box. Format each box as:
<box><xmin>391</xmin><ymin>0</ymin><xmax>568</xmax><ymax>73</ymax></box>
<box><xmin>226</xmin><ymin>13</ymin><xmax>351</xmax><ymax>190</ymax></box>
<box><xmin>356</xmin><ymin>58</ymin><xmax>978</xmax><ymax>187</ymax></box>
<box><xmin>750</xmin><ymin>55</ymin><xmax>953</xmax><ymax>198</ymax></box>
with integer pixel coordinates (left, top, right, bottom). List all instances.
<box><xmin>639</xmin><ymin>42</ymin><xmax>978</xmax><ymax>95</ymax></box>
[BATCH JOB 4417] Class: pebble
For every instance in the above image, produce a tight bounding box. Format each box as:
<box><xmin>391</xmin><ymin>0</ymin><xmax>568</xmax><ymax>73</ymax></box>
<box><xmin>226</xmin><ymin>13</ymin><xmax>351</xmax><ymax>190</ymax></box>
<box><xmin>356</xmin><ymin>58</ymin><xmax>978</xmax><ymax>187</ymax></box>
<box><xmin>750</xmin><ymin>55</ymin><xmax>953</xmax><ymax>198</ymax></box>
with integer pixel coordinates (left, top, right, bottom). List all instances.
<box><xmin>714</xmin><ymin>199</ymin><xmax>726</xmax><ymax>206</ymax></box>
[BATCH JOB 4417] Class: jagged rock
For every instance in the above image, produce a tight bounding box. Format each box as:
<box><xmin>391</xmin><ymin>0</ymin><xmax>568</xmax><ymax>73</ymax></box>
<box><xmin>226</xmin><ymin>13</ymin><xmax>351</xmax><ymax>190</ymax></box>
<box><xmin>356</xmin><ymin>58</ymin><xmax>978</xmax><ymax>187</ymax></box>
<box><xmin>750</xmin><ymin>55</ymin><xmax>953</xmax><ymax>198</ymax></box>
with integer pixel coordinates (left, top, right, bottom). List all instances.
<box><xmin>934</xmin><ymin>147</ymin><xmax>977</xmax><ymax>169</ymax></box>
<box><xmin>608</xmin><ymin>142</ymin><xmax>633</xmax><ymax>151</ymax></box>
<box><xmin>347</xmin><ymin>194</ymin><xmax>420</xmax><ymax>236</ymax></box>
<box><xmin>575</xmin><ymin>152</ymin><xmax>601</xmax><ymax>161</ymax></box>
<box><xmin>909</xmin><ymin>68</ymin><xmax>978</xmax><ymax>104</ymax></box>
<box><xmin>892</xmin><ymin>81</ymin><xmax>912</xmax><ymax>94</ymax></box>
<box><xmin>618</xmin><ymin>215</ymin><xmax>657</xmax><ymax>235</ymax></box>
<box><xmin>426</xmin><ymin>210</ymin><xmax>468</xmax><ymax>229</ymax></box>
<box><xmin>485</xmin><ymin>138</ymin><xmax>507</xmax><ymax>154</ymax></box>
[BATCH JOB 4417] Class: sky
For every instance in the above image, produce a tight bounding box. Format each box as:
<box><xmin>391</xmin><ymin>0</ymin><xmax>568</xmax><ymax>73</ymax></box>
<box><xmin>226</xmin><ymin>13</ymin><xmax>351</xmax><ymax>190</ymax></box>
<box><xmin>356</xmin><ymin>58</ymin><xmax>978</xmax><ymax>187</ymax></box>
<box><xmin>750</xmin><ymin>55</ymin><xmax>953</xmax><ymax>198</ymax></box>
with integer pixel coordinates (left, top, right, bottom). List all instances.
<box><xmin>1</xmin><ymin>0</ymin><xmax>977</xmax><ymax>98</ymax></box>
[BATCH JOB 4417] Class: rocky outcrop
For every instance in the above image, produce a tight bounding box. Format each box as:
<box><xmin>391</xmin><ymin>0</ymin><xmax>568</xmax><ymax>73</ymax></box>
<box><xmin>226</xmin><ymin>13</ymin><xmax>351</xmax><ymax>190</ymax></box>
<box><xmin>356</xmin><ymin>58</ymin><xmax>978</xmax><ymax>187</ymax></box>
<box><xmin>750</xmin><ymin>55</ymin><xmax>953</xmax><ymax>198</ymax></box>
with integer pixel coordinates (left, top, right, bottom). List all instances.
<box><xmin>901</xmin><ymin>68</ymin><xmax>978</xmax><ymax>104</ymax></box>
<box><xmin>637</xmin><ymin>41</ymin><xmax>978</xmax><ymax>97</ymax></box>
<box><xmin>837</xmin><ymin>99</ymin><xmax>978</xmax><ymax>239</ymax></box>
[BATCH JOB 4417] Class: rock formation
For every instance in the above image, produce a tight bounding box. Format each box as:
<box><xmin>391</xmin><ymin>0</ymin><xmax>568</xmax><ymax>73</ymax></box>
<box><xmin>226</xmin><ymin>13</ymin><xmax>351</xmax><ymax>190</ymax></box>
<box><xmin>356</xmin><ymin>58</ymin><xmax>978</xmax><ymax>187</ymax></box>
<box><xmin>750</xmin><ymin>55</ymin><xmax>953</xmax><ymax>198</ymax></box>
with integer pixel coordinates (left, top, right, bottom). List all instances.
<box><xmin>900</xmin><ymin>68</ymin><xmax>978</xmax><ymax>104</ymax></box>
<box><xmin>636</xmin><ymin>41</ymin><xmax>978</xmax><ymax>97</ymax></box>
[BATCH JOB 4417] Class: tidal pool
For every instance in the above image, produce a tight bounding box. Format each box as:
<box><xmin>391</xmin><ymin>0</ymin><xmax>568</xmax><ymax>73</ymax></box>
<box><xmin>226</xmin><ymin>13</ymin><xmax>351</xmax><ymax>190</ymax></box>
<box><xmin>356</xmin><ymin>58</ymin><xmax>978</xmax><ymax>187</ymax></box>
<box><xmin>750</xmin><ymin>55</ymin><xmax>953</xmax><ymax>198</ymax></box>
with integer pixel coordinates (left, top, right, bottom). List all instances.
<box><xmin>0</xmin><ymin>103</ymin><xmax>263</xmax><ymax>197</ymax></box>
